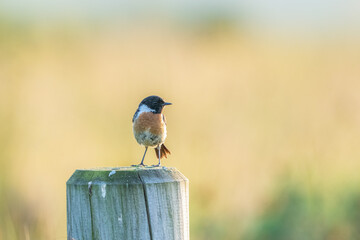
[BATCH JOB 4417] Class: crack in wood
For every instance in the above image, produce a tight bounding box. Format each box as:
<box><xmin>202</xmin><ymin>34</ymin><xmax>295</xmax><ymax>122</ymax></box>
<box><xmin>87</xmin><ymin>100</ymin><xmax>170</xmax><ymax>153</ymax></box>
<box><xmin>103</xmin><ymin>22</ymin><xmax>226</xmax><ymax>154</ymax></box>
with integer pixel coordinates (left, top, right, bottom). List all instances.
<box><xmin>137</xmin><ymin>171</ymin><xmax>153</xmax><ymax>240</ymax></box>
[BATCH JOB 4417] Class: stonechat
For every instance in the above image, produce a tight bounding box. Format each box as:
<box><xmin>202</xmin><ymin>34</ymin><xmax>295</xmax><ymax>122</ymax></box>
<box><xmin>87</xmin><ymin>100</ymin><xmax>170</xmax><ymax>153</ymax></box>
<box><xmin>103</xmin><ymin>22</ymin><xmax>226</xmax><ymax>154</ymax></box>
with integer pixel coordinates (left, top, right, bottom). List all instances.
<box><xmin>132</xmin><ymin>95</ymin><xmax>171</xmax><ymax>166</ymax></box>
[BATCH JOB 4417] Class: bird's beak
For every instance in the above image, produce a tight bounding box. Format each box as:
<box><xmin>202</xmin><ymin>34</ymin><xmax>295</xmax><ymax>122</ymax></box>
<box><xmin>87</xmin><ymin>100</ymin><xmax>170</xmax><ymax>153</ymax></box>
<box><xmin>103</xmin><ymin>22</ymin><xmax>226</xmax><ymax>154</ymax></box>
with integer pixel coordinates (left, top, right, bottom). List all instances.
<box><xmin>163</xmin><ymin>102</ymin><xmax>172</xmax><ymax>106</ymax></box>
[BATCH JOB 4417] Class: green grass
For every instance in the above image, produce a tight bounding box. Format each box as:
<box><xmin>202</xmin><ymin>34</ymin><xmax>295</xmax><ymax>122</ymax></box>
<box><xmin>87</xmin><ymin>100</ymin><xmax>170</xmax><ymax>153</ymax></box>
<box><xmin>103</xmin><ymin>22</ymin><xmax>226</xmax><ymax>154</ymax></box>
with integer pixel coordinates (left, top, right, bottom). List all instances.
<box><xmin>243</xmin><ymin>183</ymin><xmax>360</xmax><ymax>240</ymax></box>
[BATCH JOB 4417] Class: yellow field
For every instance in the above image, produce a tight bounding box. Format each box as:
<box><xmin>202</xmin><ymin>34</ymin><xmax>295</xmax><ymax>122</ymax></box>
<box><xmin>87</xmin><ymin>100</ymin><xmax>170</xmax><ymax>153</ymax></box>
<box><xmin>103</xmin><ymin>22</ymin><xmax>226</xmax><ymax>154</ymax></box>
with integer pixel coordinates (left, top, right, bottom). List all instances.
<box><xmin>1</xmin><ymin>24</ymin><xmax>360</xmax><ymax>239</ymax></box>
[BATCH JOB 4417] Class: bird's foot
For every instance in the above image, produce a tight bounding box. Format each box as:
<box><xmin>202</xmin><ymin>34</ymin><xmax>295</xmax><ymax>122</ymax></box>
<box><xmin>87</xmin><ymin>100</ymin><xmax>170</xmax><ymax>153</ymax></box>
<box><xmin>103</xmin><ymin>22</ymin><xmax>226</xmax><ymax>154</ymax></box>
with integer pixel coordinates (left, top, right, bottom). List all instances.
<box><xmin>131</xmin><ymin>164</ymin><xmax>147</xmax><ymax>167</ymax></box>
<box><xmin>151</xmin><ymin>164</ymin><xmax>161</xmax><ymax>167</ymax></box>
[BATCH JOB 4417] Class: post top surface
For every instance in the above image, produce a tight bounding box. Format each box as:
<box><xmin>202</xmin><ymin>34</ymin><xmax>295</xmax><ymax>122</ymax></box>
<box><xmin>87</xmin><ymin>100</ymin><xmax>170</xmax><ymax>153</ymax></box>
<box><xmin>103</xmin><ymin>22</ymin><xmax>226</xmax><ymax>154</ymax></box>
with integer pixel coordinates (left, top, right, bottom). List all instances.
<box><xmin>67</xmin><ymin>166</ymin><xmax>188</xmax><ymax>185</ymax></box>
<box><xmin>77</xmin><ymin>166</ymin><xmax>176</xmax><ymax>171</ymax></box>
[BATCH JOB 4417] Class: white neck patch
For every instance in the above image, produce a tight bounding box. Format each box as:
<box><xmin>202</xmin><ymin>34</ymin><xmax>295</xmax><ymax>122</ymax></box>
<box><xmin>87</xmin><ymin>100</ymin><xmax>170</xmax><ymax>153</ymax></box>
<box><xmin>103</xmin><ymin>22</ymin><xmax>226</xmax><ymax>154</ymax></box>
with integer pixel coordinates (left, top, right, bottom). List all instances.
<box><xmin>133</xmin><ymin>104</ymin><xmax>155</xmax><ymax>121</ymax></box>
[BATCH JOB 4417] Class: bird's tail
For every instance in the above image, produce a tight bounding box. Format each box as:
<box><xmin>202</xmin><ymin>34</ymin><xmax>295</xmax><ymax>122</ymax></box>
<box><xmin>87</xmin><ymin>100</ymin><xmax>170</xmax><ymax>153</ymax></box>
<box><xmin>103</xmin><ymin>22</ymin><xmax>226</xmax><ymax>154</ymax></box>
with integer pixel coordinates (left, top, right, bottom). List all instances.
<box><xmin>155</xmin><ymin>144</ymin><xmax>171</xmax><ymax>159</ymax></box>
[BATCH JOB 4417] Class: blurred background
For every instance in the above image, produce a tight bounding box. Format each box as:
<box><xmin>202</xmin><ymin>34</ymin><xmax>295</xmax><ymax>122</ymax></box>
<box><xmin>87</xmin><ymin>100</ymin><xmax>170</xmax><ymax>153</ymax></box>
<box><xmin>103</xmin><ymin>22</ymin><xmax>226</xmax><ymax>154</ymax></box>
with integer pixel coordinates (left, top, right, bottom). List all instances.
<box><xmin>1</xmin><ymin>0</ymin><xmax>360</xmax><ymax>239</ymax></box>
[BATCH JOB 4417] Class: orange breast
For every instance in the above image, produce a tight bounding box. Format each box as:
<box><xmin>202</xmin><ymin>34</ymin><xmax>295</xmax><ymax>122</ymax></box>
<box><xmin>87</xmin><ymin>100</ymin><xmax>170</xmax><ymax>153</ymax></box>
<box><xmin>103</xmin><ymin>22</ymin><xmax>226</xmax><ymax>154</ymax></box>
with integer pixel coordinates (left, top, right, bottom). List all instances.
<box><xmin>133</xmin><ymin>112</ymin><xmax>165</xmax><ymax>136</ymax></box>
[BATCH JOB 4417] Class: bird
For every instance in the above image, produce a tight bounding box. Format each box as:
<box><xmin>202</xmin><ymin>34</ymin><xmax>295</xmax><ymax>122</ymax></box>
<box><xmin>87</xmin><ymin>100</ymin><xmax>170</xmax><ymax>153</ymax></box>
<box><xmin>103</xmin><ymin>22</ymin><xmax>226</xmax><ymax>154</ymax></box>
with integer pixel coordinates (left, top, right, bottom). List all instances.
<box><xmin>132</xmin><ymin>95</ymin><xmax>172</xmax><ymax>167</ymax></box>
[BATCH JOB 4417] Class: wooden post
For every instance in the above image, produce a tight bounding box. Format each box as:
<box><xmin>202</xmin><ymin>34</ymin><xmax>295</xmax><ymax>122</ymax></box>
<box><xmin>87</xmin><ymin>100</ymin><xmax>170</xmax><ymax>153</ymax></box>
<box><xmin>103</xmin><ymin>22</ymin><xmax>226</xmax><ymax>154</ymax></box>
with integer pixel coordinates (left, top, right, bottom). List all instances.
<box><xmin>66</xmin><ymin>167</ymin><xmax>189</xmax><ymax>240</ymax></box>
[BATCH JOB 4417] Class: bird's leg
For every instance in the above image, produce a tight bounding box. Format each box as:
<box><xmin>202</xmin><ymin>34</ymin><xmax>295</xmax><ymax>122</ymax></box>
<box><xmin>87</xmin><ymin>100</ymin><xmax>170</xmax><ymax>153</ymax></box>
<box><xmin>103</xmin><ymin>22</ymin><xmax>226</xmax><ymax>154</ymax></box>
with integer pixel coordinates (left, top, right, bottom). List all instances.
<box><xmin>152</xmin><ymin>145</ymin><xmax>161</xmax><ymax>167</ymax></box>
<box><xmin>140</xmin><ymin>147</ymin><xmax>148</xmax><ymax>166</ymax></box>
<box><xmin>132</xmin><ymin>147</ymin><xmax>148</xmax><ymax>167</ymax></box>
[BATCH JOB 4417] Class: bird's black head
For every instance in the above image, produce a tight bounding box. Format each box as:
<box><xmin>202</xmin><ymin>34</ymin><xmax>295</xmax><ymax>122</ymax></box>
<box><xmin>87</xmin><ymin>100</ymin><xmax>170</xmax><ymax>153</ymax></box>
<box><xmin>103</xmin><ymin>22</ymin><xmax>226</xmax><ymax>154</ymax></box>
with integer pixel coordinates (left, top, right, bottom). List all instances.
<box><xmin>140</xmin><ymin>95</ymin><xmax>172</xmax><ymax>113</ymax></box>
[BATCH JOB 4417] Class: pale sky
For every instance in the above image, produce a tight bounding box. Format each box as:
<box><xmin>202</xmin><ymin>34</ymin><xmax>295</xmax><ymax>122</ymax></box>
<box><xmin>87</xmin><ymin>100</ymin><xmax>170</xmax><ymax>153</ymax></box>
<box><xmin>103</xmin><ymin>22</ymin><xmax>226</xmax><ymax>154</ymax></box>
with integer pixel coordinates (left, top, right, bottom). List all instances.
<box><xmin>1</xmin><ymin>0</ymin><xmax>359</xmax><ymax>34</ymax></box>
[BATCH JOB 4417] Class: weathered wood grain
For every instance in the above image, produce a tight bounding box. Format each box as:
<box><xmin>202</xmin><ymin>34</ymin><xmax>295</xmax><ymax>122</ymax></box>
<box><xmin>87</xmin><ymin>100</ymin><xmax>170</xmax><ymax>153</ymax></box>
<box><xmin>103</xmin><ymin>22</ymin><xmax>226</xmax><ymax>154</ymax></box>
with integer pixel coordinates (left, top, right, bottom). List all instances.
<box><xmin>67</xmin><ymin>167</ymin><xmax>189</xmax><ymax>240</ymax></box>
